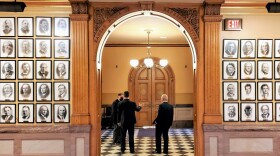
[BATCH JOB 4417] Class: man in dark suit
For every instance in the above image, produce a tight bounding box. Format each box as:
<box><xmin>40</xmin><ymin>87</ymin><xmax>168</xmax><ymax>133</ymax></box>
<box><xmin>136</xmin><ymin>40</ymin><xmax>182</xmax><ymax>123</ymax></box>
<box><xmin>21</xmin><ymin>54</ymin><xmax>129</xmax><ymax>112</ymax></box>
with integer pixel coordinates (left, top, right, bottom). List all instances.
<box><xmin>111</xmin><ymin>93</ymin><xmax>123</xmax><ymax>144</ymax></box>
<box><xmin>153</xmin><ymin>94</ymin><xmax>174</xmax><ymax>154</ymax></box>
<box><xmin>118</xmin><ymin>91</ymin><xmax>141</xmax><ymax>153</ymax></box>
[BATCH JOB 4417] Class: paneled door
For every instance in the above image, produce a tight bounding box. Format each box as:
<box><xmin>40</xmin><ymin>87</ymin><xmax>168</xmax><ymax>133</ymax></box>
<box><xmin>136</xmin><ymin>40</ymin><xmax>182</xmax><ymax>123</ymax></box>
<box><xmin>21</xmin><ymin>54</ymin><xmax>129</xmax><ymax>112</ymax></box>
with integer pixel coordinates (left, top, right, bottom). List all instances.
<box><xmin>129</xmin><ymin>65</ymin><xmax>174</xmax><ymax>127</ymax></box>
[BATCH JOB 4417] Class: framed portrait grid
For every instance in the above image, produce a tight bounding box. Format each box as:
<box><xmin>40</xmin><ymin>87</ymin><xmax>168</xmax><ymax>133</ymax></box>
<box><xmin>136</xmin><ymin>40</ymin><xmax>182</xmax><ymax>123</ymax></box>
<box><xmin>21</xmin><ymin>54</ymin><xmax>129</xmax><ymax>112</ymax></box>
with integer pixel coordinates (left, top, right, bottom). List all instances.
<box><xmin>257</xmin><ymin>60</ymin><xmax>272</xmax><ymax>80</ymax></box>
<box><xmin>223</xmin><ymin>39</ymin><xmax>239</xmax><ymax>59</ymax></box>
<box><xmin>36</xmin><ymin>17</ymin><xmax>52</xmax><ymax>37</ymax></box>
<box><xmin>240</xmin><ymin>39</ymin><xmax>256</xmax><ymax>58</ymax></box>
<box><xmin>18</xmin><ymin>38</ymin><xmax>34</xmax><ymax>58</ymax></box>
<box><xmin>18</xmin><ymin>82</ymin><xmax>34</xmax><ymax>101</ymax></box>
<box><xmin>275</xmin><ymin>82</ymin><xmax>280</xmax><ymax>101</ymax></box>
<box><xmin>0</xmin><ymin>60</ymin><xmax>16</xmax><ymax>80</ymax></box>
<box><xmin>18</xmin><ymin>104</ymin><xmax>34</xmax><ymax>123</ymax></box>
<box><xmin>257</xmin><ymin>81</ymin><xmax>273</xmax><ymax>101</ymax></box>
<box><xmin>258</xmin><ymin>102</ymin><xmax>273</xmax><ymax>122</ymax></box>
<box><xmin>0</xmin><ymin>82</ymin><xmax>15</xmax><ymax>102</ymax></box>
<box><xmin>275</xmin><ymin>60</ymin><xmax>280</xmax><ymax>79</ymax></box>
<box><xmin>240</xmin><ymin>82</ymin><xmax>256</xmax><ymax>101</ymax></box>
<box><xmin>0</xmin><ymin>17</ymin><xmax>15</xmax><ymax>37</ymax></box>
<box><xmin>240</xmin><ymin>60</ymin><xmax>255</xmax><ymax>80</ymax></box>
<box><xmin>276</xmin><ymin>103</ymin><xmax>280</xmax><ymax>122</ymax></box>
<box><xmin>36</xmin><ymin>103</ymin><xmax>52</xmax><ymax>123</ymax></box>
<box><xmin>0</xmin><ymin>104</ymin><xmax>16</xmax><ymax>124</ymax></box>
<box><xmin>54</xmin><ymin>103</ymin><xmax>70</xmax><ymax>123</ymax></box>
<box><xmin>54</xmin><ymin>82</ymin><xmax>70</xmax><ymax>101</ymax></box>
<box><xmin>54</xmin><ymin>39</ymin><xmax>70</xmax><ymax>59</ymax></box>
<box><xmin>222</xmin><ymin>60</ymin><xmax>238</xmax><ymax>80</ymax></box>
<box><xmin>257</xmin><ymin>39</ymin><xmax>273</xmax><ymax>58</ymax></box>
<box><xmin>18</xmin><ymin>60</ymin><xmax>34</xmax><ymax>80</ymax></box>
<box><xmin>35</xmin><ymin>38</ymin><xmax>52</xmax><ymax>58</ymax></box>
<box><xmin>0</xmin><ymin>38</ymin><xmax>16</xmax><ymax>58</ymax></box>
<box><xmin>36</xmin><ymin>60</ymin><xmax>52</xmax><ymax>80</ymax></box>
<box><xmin>17</xmin><ymin>17</ymin><xmax>34</xmax><ymax>37</ymax></box>
<box><xmin>223</xmin><ymin>81</ymin><xmax>238</xmax><ymax>101</ymax></box>
<box><xmin>223</xmin><ymin>102</ymin><xmax>239</xmax><ymax>122</ymax></box>
<box><xmin>54</xmin><ymin>60</ymin><xmax>70</xmax><ymax>80</ymax></box>
<box><xmin>240</xmin><ymin>103</ymin><xmax>256</xmax><ymax>122</ymax></box>
<box><xmin>54</xmin><ymin>17</ymin><xmax>70</xmax><ymax>37</ymax></box>
<box><xmin>36</xmin><ymin>82</ymin><xmax>52</xmax><ymax>101</ymax></box>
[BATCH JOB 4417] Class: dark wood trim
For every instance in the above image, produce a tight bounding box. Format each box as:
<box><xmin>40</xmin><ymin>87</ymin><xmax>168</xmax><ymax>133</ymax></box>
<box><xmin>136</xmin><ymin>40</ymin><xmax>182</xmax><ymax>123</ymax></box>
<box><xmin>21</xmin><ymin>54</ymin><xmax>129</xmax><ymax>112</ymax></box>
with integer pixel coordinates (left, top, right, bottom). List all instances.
<box><xmin>105</xmin><ymin>44</ymin><xmax>190</xmax><ymax>47</ymax></box>
<box><xmin>175</xmin><ymin>104</ymin><xmax>193</xmax><ymax>107</ymax></box>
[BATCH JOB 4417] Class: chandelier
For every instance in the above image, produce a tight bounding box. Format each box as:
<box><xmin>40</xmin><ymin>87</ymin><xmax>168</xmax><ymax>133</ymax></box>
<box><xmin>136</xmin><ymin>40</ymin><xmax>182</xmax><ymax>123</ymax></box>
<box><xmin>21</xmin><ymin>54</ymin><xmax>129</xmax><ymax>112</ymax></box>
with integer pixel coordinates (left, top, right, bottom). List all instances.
<box><xmin>130</xmin><ymin>30</ymin><xmax>168</xmax><ymax>68</ymax></box>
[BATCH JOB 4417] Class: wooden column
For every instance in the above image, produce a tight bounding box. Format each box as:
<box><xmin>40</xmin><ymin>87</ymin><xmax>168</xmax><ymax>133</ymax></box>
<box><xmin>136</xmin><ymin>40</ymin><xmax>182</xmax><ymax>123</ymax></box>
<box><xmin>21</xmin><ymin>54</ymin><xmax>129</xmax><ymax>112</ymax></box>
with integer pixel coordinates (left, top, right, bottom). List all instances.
<box><xmin>203</xmin><ymin>1</ymin><xmax>224</xmax><ymax>124</ymax></box>
<box><xmin>69</xmin><ymin>0</ymin><xmax>90</xmax><ymax>124</ymax></box>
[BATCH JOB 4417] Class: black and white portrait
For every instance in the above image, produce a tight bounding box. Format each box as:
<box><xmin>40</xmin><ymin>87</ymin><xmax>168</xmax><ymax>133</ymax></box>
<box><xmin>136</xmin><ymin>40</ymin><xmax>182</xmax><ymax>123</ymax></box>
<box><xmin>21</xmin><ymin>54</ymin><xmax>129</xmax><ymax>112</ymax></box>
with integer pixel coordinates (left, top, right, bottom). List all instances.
<box><xmin>36</xmin><ymin>104</ymin><xmax>52</xmax><ymax>123</ymax></box>
<box><xmin>18</xmin><ymin>38</ymin><xmax>34</xmax><ymax>58</ymax></box>
<box><xmin>222</xmin><ymin>61</ymin><xmax>237</xmax><ymax>80</ymax></box>
<box><xmin>0</xmin><ymin>60</ymin><xmax>15</xmax><ymax>79</ymax></box>
<box><xmin>36</xmin><ymin>82</ymin><xmax>52</xmax><ymax>101</ymax></box>
<box><xmin>54</xmin><ymin>17</ymin><xmax>70</xmax><ymax>37</ymax></box>
<box><xmin>54</xmin><ymin>39</ymin><xmax>70</xmax><ymax>58</ymax></box>
<box><xmin>54</xmin><ymin>82</ymin><xmax>70</xmax><ymax>101</ymax></box>
<box><xmin>223</xmin><ymin>39</ymin><xmax>238</xmax><ymax>58</ymax></box>
<box><xmin>258</xmin><ymin>82</ymin><xmax>272</xmax><ymax>101</ymax></box>
<box><xmin>0</xmin><ymin>83</ymin><xmax>15</xmax><ymax>101</ymax></box>
<box><xmin>275</xmin><ymin>39</ymin><xmax>280</xmax><ymax>58</ymax></box>
<box><xmin>36</xmin><ymin>60</ymin><xmax>51</xmax><ymax>80</ymax></box>
<box><xmin>258</xmin><ymin>61</ymin><xmax>272</xmax><ymax>79</ymax></box>
<box><xmin>257</xmin><ymin>39</ymin><xmax>273</xmax><ymax>58</ymax></box>
<box><xmin>240</xmin><ymin>39</ymin><xmax>256</xmax><ymax>58</ymax></box>
<box><xmin>18</xmin><ymin>104</ymin><xmax>34</xmax><ymax>123</ymax></box>
<box><xmin>240</xmin><ymin>61</ymin><xmax>255</xmax><ymax>80</ymax></box>
<box><xmin>240</xmin><ymin>103</ymin><xmax>256</xmax><ymax>122</ymax></box>
<box><xmin>275</xmin><ymin>82</ymin><xmax>280</xmax><ymax>101</ymax></box>
<box><xmin>0</xmin><ymin>105</ymin><xmax>14</xmax><ymax>124</ymax></box>
<box><xmin>241</xmin><ymin>82</ymin><xmax>255</xmax><ymax>101</ymax></box>
<box><xmin>223</xmin><ymin>103</ymin><xmax>239</xmax><ymax>122</ymax></box>
<box><xmin>0</xmin><ymin>39</ymin><xmax>16</xmax><ymax>58</ymax></box>
<box><xmin>0</xmin><ymin>104</ymin><xmax>15</xmax><ymax>123</ymax></box>
<box><xmin>35</xmin><ymin>39</ymin><xmax>51</xmax><ymax>58</ymax></box>
<box><xmin>223</xmin><ymin>82</ymin><xmax>238</xmax><ymax>101</ymax></box>
<box><xmin>18</xmin><ymin>82</ymin><xmax>34</xmax><ymax>101</ymax></box>
<box><xmin>54</xmin><ymin>104</ymin><xmax>70</xmax><ymax>123</ymax></box>
<box><xmin>18</xmin><ymin>60</ymin><xmax>33</xmax><ymax>79</ymax></box>
<box><xmin>17</xmin><ymin>17</ymin><xmax>33</xmax><ymax>37</ymax></box>
<box><xmin>54</xmin><ymin>61</ymin><xmax>70</xmax><ymax>80</ymax></box>
<box><xmin>258</xmin><ymin>102</ymin><xmax>273</xmax><ymax>122</ymax></box>
<box><xmin>36</xmin><ymin>17</ymin><xmax>51</xmax><ymax>37</ymax></box>
<box><xmin>275</xmin><ymin>103</ymin><xmax>280</xmax><ymax>122</ymax></box>
<box><xmin>0</xmin><ymin>18</ymin><xmax>15</xmax><ymax>36</ymax></box>
<box><xmin>275</xmin><ymin>61</ymin><xmax>280</xmax><ymax>79</ymax></box>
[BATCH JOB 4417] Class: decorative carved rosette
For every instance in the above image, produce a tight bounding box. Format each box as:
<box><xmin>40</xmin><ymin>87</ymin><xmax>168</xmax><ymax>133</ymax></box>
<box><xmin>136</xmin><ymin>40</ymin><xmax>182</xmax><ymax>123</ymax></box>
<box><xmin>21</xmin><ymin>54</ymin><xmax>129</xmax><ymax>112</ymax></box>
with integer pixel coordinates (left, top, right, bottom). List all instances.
<box><xmin>70</xmin><ymin>1</ymin><xmax>88</xmax><ymax>14</ymax></box>
<box><xmin>204</xmin><ymin>3</ymin><xmax>223</xmax><ymax>22</ymax></box>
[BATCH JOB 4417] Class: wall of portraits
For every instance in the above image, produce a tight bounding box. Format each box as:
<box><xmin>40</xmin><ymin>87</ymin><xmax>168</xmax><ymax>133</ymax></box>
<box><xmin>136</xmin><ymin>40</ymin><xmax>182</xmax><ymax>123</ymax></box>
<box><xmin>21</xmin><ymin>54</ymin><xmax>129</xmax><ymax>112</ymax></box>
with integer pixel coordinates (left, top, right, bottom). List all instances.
<box><xmin>0</xmin><ymin>16</ymin><xmax>71</xmax><ymax>124</ymax></box>
<box><xmin>222</xmin><ymin>38</ymin><xmax>280</xmax><ymax>122</ymax></box>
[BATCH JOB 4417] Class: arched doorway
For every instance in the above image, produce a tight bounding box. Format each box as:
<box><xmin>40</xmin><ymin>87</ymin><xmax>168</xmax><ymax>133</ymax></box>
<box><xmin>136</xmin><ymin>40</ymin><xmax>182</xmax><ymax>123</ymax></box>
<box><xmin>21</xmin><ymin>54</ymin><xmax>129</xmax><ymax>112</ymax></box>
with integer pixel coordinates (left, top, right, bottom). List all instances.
<box><xmin>128</xmin><ymin>57</ymin><xmax>175</xmax><ymax>126</ymax></box>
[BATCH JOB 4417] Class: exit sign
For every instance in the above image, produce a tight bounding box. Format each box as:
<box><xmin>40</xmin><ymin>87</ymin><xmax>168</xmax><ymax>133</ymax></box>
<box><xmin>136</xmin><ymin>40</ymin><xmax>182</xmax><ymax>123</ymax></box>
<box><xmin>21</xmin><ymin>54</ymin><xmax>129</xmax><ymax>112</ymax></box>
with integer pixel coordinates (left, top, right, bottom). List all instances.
<box><xmin>224</xmin><ymin>18</ymin><xmax>242</xmax><ymax>31</ymax></box>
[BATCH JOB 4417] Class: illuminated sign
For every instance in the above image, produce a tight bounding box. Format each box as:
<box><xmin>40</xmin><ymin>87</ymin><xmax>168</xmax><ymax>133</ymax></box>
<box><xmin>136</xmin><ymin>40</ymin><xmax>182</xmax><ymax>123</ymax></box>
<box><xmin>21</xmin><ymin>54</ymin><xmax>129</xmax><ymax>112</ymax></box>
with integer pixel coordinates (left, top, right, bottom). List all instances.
<box><xmin>224</xmin><ymin>18</ymin><xmax>242</xmax><ymax>31</ymax></box>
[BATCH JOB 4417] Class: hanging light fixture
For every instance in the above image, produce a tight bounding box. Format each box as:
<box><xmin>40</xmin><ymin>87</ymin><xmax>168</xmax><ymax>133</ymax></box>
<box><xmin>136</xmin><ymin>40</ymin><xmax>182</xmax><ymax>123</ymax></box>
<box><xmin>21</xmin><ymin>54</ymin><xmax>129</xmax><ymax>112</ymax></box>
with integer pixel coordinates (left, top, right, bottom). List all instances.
<box><xmin>130</xmin><ymin>30</ymin><xmax>168</xmax><ymax>68</ymax></box>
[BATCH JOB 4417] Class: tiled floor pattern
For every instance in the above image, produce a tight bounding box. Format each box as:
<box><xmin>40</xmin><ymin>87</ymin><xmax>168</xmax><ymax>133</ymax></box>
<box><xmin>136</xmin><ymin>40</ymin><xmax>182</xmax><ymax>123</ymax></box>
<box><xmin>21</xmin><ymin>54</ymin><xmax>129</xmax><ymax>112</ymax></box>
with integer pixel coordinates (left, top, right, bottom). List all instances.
<box><xmin>101</xmin><ymin>128</ymin><xmax>194</xmax><ymax>156</ymax></box>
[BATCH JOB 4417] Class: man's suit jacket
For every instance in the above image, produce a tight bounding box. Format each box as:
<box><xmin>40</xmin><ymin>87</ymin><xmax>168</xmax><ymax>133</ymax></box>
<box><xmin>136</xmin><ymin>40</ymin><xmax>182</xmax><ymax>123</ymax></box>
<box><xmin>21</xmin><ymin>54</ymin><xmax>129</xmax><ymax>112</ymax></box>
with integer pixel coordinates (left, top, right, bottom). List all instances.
<box><xmin>153</xmin><ymin>102</ymin><xmax>174</xmax><ymax>127</ymax></box>
<box><xmin>1</xmin><ymin>115</ymin><xmax>13</xmax><ymax>121</ymax></box>
<box><xmin>111</xmin><ymin>99</ymin><xmax>120</xmax><ymax>124</ymax></box>
<box><xmin>118</xmin><ymin>99</ymin><xmax>141</xmax><ymax>125</ymax></box>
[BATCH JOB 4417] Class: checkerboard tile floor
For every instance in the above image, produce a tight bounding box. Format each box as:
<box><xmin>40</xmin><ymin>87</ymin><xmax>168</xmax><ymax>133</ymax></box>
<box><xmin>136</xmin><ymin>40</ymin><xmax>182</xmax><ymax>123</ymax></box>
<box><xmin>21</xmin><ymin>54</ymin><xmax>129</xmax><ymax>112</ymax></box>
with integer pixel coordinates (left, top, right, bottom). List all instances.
<box><xmin>101</xmin><ymin>128</ymin><xmax>194</xmax><ymax>155</ymax></box>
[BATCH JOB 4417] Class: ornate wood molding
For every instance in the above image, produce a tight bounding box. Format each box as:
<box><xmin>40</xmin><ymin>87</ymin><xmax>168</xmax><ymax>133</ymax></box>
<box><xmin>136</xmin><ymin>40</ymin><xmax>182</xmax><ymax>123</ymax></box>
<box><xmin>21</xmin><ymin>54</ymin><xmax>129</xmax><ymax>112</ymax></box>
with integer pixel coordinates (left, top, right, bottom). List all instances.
<box><xmin>205</xmin><ymin>4</ymin><xmax>221</xmax><ymax>15</ymax></box>
<box><xmin>70</xmin><ymin>14</ymin><xmax>89</xmax><ymax>21</ymax></box>
<box><xmin>93</xmin><ymin>7</ymin><xmax>129</xmax><ymax>42</ymax></box>
<box><xmin>70</xmin><ymin>0</ymin><xmax>88</xmax><ymax>14</ymax></box>
<box><xmin>139</xmin><ymin>1</ymin><xmax>154</xmax><ymax>10</ymax></box>
<box><xmin>204</xmin><ymin>15</ymin><xmax>223</xmax><ymax>22</ymax></box>
<box><xmin>166</xmin><ymin>7</ymin><xmax>199</xmax><ymax>41</ymax></box>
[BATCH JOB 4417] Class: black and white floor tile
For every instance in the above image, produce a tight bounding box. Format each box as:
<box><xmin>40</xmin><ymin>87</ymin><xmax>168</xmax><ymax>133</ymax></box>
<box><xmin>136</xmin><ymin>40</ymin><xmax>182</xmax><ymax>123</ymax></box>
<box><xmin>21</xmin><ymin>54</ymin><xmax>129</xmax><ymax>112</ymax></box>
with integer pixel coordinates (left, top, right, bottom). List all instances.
<box><xmin>101</xmin><ymin>128</ymin><xmax>194</xmax><ymax>156</ymax></box>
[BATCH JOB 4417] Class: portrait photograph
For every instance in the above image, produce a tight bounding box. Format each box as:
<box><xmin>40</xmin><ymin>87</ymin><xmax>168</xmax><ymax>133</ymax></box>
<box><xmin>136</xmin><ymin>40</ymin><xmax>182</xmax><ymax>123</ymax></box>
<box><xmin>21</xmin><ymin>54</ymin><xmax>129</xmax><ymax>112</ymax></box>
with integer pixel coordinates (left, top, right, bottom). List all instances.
<box><xmin>17</xmin><ymin>17</ymin><xmax>34</xmax><ymax>37</ymax></box>
<box><xmin>54</xmin><ymin>39</ymin><xmax>70</xmax><ymax>59</ymax></box>
<box><xmin>0</xmin><ymin>104</ymin><xmax>16</xmax><ymax>124</ymax></box>
<box><xmin>223</xmin><ymin>102</ymin><xmax>239</xmax><ymax>122</ymax></box>
<box><xmin>36</xmin><ymin>103</ymin><xmax>52</xmax><ymax>123</ymax></box>
<box><xmin>223</xmin><ymin>81</ymin><xmax>238</xmax><ymax>101</ymax></box>
<box><xmin>258</xmin><ymin>82</ymin><xmax>273</xmax><ymax>101</ymax></box>
<box><xmin>36</xmin><ymin>17</ymin><xmax>52</xmax><ymax>37</ymax></box>
<box><xmin>275</xmin><ymin>82</ymin><xmax>280</xmax><ymax>101</ymax></box>
<box><xmin>240</xmin><ymin>103</ymin><xmax>256</xmax><ymax>122</ymax></box>
<box><xmin>257</xmin><ymin>39</ymin><xmax>273</xmax><ymax>58</ymax></box>
<box><xmin>54</xmin><ymin>82</ymin><xmax>70</xmax><ymax>101</ymax></box>
<box><xmin>0</xmin><ymin>60</ymin><xmax>16</xmax><ymax>80</ymax></box>
<box><xmin>0</xmin><ymin>82</ymin><xmax>15</xmax><ymax>102</ymax></box>
<box><xmin>18</xmin><ymin>38</ymin><xmax>34</xmax><ymax>58</ymax></box>
<box><xmin>18</xmin><ymin>60</ymin><xmax>34</xmax><ymax>80</ymax></box>
<box><xmin>18</xmin><ymin>104</ymin><xmax>34</xmax><ymax>123</ymax></box>
<box><xmin>36</xmin><ymin>60</ymin><xmax>52</xmax><ymax>80</ymax></box>
<box><xmin>275</xmin><ymin>61</ymin><xmax>280</xmax><ymax>79</ymax></box>
<box><xmin>54</xmin><ymin>17</ymin><xmax>70</xmax><ymax>37</ymax></box>
<box><xmin>275</xmin><ymin>39</ymin><xmax>280</xmax><ymax>58</ymax></box>
<box><xmin>18</xmin><ymin>82</ymin><xmax>34</xmax><ymax>101</ymax></box>
<box><xmin>54</xmin><ymin>103</ymin><xmax>70</xmax><ymax>123</ymax></box>
<box><xmin>258</xmin><ymin>102</ymin><xmax>273</xmax><ymax>122</ymax></box>
<box><xmin>0</xmin><ymin>17</ymin><xmax>15</xmax><ymax>37</ymax></box>
<box><xmin>223</xmin><ymin>39</ymin><xmax>239</xmax><ymax>59</ymax></box>
<box><xmin>36</xmin><ymin>82</ymin><xmax>52</xmax><ymax>101</ymax></box>
<box><xmin>240</xmin><ymin>39</ymin><xmax>256</xmax><ymax>58</ymax></box>
<box><xmin>54</xmin><ymin>60</ymin><xmax>70</xmax><ymax>80</ymax></box>
<box><xmin>240</xmin><ymin>82</ymin><xmax>256</xmax><ymax>101</ymax></box>
<box><xmin>222</xmin><ymin>60</ymin><xmax>238</xmax><ymax>80</ymax></box>
<box><xmin>0</xmin><ymin>39</ymin><xmax>16</xmax><ymax>58</ymax></box>
<box><xmin>240</xmin><ymin>60</ymin><xmax>255</xmax><ymax>80</ymax></box>
<box><xmin>35</xmin><ymin>38</ymin><xmax>51</xmax><ymax>58</ymax></box>
<box><xmin>275</xmin><ymin>103</ymin><xmax>280</xmax><ymax>122</ymax></box>
<box><xmin>257</xmin><ymin>60</ymin><xmax>272</xmax><ymax>80</ymax></box>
